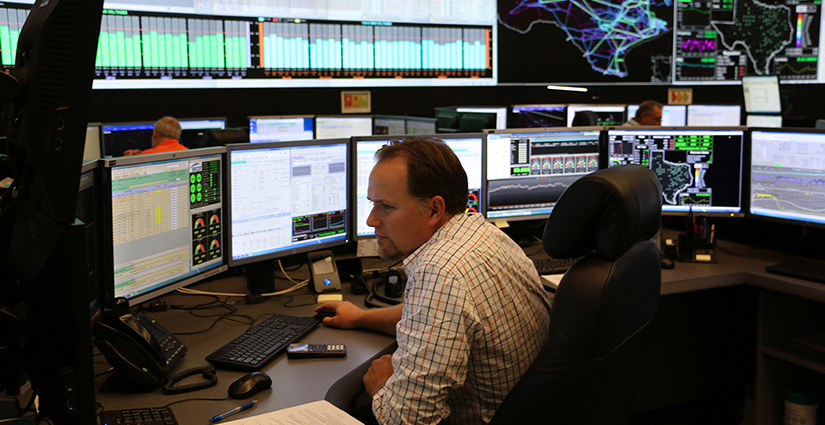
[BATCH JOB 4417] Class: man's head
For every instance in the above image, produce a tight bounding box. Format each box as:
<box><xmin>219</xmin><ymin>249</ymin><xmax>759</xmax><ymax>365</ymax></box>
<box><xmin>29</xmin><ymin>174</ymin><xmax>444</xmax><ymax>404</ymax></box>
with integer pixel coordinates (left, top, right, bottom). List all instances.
<box><xmin>635</xmin><ymin>100</ymin><xmax>663</xmax><ymax>126</ymax></box>
<box><xmin>366</xmin><ymin>136</ymin><xmax>468</xmax><ymax>260</ymax></box>
<box><xmin>152</xmin><ymin>116</ymin><xmax>182</xmax><ymax>147</ymax></box>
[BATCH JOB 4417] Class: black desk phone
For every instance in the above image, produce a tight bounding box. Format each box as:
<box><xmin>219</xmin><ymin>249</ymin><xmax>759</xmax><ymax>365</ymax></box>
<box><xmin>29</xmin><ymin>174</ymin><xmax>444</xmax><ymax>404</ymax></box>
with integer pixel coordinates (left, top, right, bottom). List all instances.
<box><xmin>93</xmin><ymin>310</ymin><xmax>186</xmax><ymax>391</ymax></box>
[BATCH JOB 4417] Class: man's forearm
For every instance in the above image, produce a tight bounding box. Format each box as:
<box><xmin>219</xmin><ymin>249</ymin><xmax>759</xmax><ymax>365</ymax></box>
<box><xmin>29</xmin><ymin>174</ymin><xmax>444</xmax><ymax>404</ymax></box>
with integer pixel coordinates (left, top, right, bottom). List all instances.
<box><xmin>357</xmin><ymin>303</ymin><xmax>402</xmax><ymax>336</ymax></box>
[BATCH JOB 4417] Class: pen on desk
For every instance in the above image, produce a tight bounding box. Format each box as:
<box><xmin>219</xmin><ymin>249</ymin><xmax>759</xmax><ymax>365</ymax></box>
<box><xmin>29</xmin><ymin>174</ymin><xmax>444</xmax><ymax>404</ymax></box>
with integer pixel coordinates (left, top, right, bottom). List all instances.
<box><xmin>209</xmin><ymin>400</ymin><xmax>257</xmax><ymax>423</ymax></box>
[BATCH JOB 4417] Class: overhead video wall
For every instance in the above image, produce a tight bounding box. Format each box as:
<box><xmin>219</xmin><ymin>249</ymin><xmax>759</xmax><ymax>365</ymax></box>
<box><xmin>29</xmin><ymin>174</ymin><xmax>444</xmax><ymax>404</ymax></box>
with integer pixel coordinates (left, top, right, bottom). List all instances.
<box><xmin>0</xmin><ymin>0</ymin><xmax>496</xmax><ymax>89</ymax></box>
<box><xmin>498</xmin><ymin>0</ymin><xmax>823</xmax><ymax>84</ymax></box>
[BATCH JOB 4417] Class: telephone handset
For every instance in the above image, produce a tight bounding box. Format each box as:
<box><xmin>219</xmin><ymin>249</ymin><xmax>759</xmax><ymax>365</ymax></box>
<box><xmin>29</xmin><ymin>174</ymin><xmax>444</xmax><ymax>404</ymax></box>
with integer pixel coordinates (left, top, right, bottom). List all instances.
<box><xmin>93</xmin><ymin>310</ymin><xmax>187</xmax><ymax>391</ymax></box>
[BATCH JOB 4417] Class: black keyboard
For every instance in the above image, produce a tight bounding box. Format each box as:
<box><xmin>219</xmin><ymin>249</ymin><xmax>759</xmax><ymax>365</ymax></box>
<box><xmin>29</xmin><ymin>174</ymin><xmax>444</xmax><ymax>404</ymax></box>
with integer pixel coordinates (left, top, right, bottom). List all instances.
<box><xmin>206</xmin><ymin>314</ymin><xmax>321</xmax><ymax>370</ymax></box>
<box><xmin>532</xmin><ymin>257</ymin><xmax>578</xmax><ymax>275</ymax></box>
<box><xmin>100</xmin><ymin>407</ymin><xmax>177</xmax><ymax>425</ymax></box>
<box><xmin>766</xmin><ymin>259</ymin><xmax>825</xmax><ymax>284</ymax></box>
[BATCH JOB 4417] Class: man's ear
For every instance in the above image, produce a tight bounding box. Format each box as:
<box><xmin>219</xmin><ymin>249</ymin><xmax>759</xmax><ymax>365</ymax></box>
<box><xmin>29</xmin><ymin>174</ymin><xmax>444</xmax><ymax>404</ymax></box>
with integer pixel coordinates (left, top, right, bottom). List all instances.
<box><xmin>427</xmin><ymin>196</ymin><xmax>447</xmax><ymax>226</ymax></box>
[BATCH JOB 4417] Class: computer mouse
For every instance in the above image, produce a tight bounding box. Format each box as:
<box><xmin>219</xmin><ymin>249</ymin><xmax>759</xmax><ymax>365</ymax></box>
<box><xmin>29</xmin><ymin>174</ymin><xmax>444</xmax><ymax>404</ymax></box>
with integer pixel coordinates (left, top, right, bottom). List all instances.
<box><xmin>661</xmin><ymin>257</ymin><xmax>675</xmax><ymax>269</ymax></box>
<box><xmin>227</xmin><ymin>371</ymin><xmax>272</xmax><ymax>399</ymax></box>
<box><xmin>314</xmin><ymin>309</ymin><xmax>336</xmax><ymax>321</ymax></box>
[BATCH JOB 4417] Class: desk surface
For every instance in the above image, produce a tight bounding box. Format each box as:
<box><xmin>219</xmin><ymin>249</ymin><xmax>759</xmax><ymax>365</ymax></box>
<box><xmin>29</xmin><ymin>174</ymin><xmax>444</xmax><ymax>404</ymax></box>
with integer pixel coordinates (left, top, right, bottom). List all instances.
<box><xmin>94</xmin><ymin>238</ymin><xmax>825</xmax><ymax>425</ymax></box>
<box><xmin>94</xmin><ymin>273</ymin><xmax>395</xmax><ymax>424</ymax></box>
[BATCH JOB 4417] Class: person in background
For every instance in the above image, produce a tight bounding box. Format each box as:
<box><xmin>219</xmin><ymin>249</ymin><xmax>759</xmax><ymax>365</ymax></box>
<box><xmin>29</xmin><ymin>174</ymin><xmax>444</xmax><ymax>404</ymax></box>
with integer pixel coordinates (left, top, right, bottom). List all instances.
<box><xmin>315</xmin><ymin>137</ymin><xmax>553</xmax><ymax>425</ymax></box>
<box><xmin>624</xmin><ymin>100</ymin><xmax>663</xmax><ymax>126</ymax></box>
<box><xmin>123</xmin><ymin>116</ymin><xmax>187</xmax><ymax>155</ymax></box>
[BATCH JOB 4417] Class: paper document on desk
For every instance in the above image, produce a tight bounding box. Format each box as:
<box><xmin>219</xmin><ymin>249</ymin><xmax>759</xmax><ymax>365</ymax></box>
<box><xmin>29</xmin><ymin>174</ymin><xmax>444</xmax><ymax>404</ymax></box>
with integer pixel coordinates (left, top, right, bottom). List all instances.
<box><xmin>222</xmin><ymin>400</ymin><xmax>364</xmax><ymax>425</ymax></box>
<box><xmin>540</xmin><ymin>274</ymin><xmax>564</xmax><ymax>291</ymax></box>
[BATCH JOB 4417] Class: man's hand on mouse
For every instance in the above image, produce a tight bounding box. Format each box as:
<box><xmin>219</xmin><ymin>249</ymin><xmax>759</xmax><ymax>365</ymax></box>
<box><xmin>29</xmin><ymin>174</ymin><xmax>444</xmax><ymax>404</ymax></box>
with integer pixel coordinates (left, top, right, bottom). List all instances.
<box><xmin>314</xmin><ymin>301</ymin><xmax>364</xmax><ymax>329</ymax></box>
<box><xmin>363</xmin><ymin>354</ymin><xmax>393</xmax><ymax>398</ymax></box>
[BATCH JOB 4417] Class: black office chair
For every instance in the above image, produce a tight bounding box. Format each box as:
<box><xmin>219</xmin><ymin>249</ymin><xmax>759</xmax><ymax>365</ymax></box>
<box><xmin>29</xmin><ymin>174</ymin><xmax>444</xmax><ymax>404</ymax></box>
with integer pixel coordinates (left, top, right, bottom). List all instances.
<box><xmin>200</xmin><ymin>128</ymin><xmax>249</xmax><ymax>147</ymax></box>
<box><xmin>572</xmin><ymin>110</ymin><xmax>598</xmax><ymax>126</ymax></box>
<box><xmin>490</xmin><ymin>164</ymin><xmax>662</xmax><ymax>425</ymax></box>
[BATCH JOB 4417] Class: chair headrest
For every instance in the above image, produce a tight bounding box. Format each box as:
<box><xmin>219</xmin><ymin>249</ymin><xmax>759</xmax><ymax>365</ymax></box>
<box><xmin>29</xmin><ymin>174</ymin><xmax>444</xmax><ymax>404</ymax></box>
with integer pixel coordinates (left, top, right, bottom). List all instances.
<box><xmin>543</xmin><ymin>164</ymin><xmax>662</xmax><ymax>260</ymax></box>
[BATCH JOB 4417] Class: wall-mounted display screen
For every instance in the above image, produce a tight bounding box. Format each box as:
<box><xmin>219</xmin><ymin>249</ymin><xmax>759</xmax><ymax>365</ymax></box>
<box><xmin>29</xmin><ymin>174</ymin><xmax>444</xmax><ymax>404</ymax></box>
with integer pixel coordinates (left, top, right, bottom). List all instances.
<box><xmin>1</xmin><ymin>1</ymin><xmax>496</xmax><ymax>88</ymax></box>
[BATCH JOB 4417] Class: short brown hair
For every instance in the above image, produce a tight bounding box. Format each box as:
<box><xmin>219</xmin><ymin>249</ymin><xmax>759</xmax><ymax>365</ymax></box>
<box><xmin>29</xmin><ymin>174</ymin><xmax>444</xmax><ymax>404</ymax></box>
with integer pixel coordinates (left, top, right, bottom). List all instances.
<box><xmin>154</xmin><ymin>116</ymin><xmax>182</xmax><ymax>140</ymax></box>
<box><xmin>376</xmin><ymin>136</ymin><xmax>468</xmax><ymax>215</ymax></box>
<box><xmin>635</xmin><ymin>100</ymin><xmax>663</xmax><ymax>120</ymax></box>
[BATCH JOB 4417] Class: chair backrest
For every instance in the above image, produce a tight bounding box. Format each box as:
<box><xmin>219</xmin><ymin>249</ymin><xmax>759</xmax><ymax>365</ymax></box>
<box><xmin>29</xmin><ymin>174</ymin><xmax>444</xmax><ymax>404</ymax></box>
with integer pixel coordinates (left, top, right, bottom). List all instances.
<box><xmin>572</xmin><ymin>110</ymin><xmax>598</xmax><ymax>126</ymax></box>
<box><xmin>491</xmin><ymin>164</ymin><xmax>662</xmax><ymax>425</ymax></box>
<box><xmin>200</xmin><ymin>128</ymin><xmax>249</xmax><ymax>147</ymax></box>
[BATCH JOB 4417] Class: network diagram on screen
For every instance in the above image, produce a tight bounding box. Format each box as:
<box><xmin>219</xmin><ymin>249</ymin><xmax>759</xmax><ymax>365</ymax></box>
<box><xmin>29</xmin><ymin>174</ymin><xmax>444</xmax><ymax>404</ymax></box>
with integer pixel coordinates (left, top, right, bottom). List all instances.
<box><xmin>497</xmin><ymin>0</ymin><xmax>824</xmax><ymax>83</ymax></box>
<box><xmin>607</xmin><ymin>129</ymin><xmax>744</xmax><ymax>214</ymax></box>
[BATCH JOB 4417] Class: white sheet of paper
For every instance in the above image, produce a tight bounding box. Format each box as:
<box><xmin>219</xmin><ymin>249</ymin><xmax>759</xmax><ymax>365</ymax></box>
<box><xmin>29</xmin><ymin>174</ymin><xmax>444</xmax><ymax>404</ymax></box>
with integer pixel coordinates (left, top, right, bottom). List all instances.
<box><xmin>222</xmin><ymin>400</ymin><xmax>364</xmax><ymax>425</ymax></box>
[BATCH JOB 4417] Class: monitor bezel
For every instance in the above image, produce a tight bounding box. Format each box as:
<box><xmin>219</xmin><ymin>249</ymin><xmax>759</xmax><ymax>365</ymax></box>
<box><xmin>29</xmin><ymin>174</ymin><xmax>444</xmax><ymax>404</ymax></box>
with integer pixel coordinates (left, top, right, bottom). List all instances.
<box><xmin>565</xmin><ymin>104</ymin><xmax>627</xmax><ymax>127</ymax></box>
<box><xmin>100</xmin><ymin>147</ymin><xmax>229</xmax><ymax>307</ymax></box>
<box><xmin>247</xmin><ymin>115</ymin><xmax>316</xmax><ymax>143</ymax></box>
<box><xmin>686</xmin><ymin>104</ymin><xmax>743</xmax><ymax>126</ymax></box>
<box><xmin>350</xmin><ymin>133</ymin><xmax>486</xmax><ymax>241</ymax></box>
<box><xmin>510</xmin><ymin>104</ymin><xmax>568</xmax><ymax>128</ymax></box>
<box><xmin>373</xmin><ymin>115</ymin><xmax>409</xmax><ymax>136</ymax></box>
<box><xmin>741</xmin><ymin>75</ymin><xmax>782</xmax><ymax>114</ymax></box>
<box><xmin>403</xmin><ymin>116</ymin><xmax>437</xmax><ymax>134</ymax></box>
<box><xmin>100</xmin><ymin>120</ymin><xmax>156</xmax><ymax>157</ymax></box>
<box><xmin>226</xmin><ymin>138</ymin><xmax>352</xmax><ymax>267</ymax></box>
<box><xmin>484</xmin><ymin>126</ymin><xmax>605</xmax><ymax>222</ymax></box>
<box><xmin>604</xmin><ymin>125</ymin><xmax>747</xmax><ymax>217</ymax></box>
<box><xmin>747</xmin><ymin>127</ymin><xmax>825</xmax><ymax>229</ymax></box>
<box><xmin>314</xmin><ymin>115</ymin><xmax>374</xmax><ymax>139</ymax></box>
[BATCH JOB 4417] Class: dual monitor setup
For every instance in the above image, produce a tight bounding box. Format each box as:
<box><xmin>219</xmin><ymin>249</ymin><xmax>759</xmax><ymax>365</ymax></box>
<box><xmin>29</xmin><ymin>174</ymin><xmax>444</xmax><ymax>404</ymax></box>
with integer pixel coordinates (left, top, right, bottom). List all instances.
<box><xmin>83</xmin><ymin>125</ymin><xmax>825</xmax><ymax>311</ymax></box>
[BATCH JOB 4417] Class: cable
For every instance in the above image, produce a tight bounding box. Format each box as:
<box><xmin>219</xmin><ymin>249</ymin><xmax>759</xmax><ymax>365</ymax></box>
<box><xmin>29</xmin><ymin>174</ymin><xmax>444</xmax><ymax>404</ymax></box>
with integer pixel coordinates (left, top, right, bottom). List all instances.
<box><xmin>163</xmin><ymin>397</ymin><xmax>230</xmax><ymax>409</ymax></box>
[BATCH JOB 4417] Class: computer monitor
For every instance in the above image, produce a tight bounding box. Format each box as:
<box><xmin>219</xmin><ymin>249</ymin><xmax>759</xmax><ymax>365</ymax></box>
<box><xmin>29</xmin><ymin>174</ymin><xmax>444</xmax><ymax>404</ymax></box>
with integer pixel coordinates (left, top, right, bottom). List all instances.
<box><xmin>485</xmin><ymin>128</ymin><xmax>602</xmax><ymax>221</ymax></box>
<box><xmin>373</xmin><ymin>115</ymin><xmax>407</xmax><ymax>135</ymax></box>
<box><xmin>178</xmin><ymin>118</ymin><xmax>227</xmax><ymax>148</ymax></box>
<box><xmin>405</xmin><ymin>117</ymin><xmax>437</xmax><ymax>134</ymax></box>
<box><xmin>749</xmin><ymin>128</ymin><xmax>825</xmax><ymax>227</ymax></box>
<box><xmin>511</xmin><ymin>104</ymin><xmax>567</xmax><ymax>128</ymax></box>
<box><xmin>455</xmin><ymin>107</ymin><xmax>509</xmax><ymax>129</ymax></box>
<box><xmin>566</xmin><ymin>104</ymin><xmax>626</xmax><ymax>126</ymax></box>
<box><xmin>742</xmin><ymin>75</ymin><xmax>782</xmax><ymax>114</ymax></box>
<box><xmin>226</xmin><ymin>139</ymin><xmax>350</xmax><ymax>266</ymax></box>
<box><xmin>85</xmin><ymin>123</ymin><xmax>102</xmax><ymax>160</ymax></box>
<box><xmin>746</xmin><ymin>115</ymin><xmax>783</xmax><ymax>128</ymax></box>
<box><xmin>101</xmin><ymin>121</ymin><xmax>155</xmax><ymax>157</ymax></box>
<box><xmin>686</xmin><ymin>105</ymin><xmax>742</xmax><ymax>126</ymax></box>
<box><xmin>627</xmin><ymin>104</ymin><xmax>687</xmax><ymax>126</ymax></box>
<box><xmin>606</xmin><ymin>127</ymin><xmax>745</xmax><ymax>216</ymax></box>
<box><xmin>101</xmin><ymin>147</ymin><xmax>228</xmax><ymax>305</ymax></box>
<box><xmin>315</xmin><ymin>115</ymin><xmax>373</xmax><ymax>139</ymax></box>
<box><xmin>248</xmin><ymin>115</ymin><xmax>314</xmax><ymax>143</ymax></box>
<box><xmin>353</xmin><ymin>134</ymin><xmax>485</xmax><ymax>240</ymax></box>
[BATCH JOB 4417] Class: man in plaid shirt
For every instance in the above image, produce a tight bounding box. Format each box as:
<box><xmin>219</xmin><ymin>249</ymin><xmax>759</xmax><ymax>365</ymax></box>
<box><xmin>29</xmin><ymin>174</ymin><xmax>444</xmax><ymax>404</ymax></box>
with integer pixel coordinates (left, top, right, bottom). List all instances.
<box><xmin>316</xmin><ymin>137</ymin><xmax>552</xmax><ymax>424</ymax></box>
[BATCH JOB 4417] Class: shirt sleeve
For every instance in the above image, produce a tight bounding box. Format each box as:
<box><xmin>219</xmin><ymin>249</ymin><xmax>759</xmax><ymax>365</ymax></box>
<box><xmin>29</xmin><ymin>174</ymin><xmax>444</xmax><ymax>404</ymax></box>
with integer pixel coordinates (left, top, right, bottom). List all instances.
<box><xmin>372</xmin><ymin>265</ymin><xmax>474</xmax><ymax>425</ymax></box>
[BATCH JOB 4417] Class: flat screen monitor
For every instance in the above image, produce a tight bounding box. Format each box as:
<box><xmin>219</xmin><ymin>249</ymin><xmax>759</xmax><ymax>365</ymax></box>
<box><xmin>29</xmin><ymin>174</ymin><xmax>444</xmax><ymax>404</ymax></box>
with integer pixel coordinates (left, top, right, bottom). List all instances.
<box><xmin>627</xmin><ymin>104</ymin><xmax>687</xmax><ymax>126</ymax></box>
<box><xmin>606</xmin><ymin>127</ymin><xmax>745</xmax><ymax>216</ymax></box>
<box><xmin>746</xmin><ymin>115</ymin><xmax>783</xmax><ymax>128</ymax></box>
<box><xmin>178</xmin><ymin>118</ymin><xmax>227</xmax><ymax>149</ymax></box>
<box><xmin>749</xmin><ymin>128</ymin><xmax>825</xmax><ymax>227</ymax></box>
<box><xmin>511</xmin><ymin>104</ymin><xmax>567</xmax><ymax>128</ymax></box>
<box><xmin>101</xmin><ymin>121</ymin><xmax>155</xmax><ymax>157</ymax></box>
<box><xmin>485</xmin><ymin>128</ymin><xmax>602</xmax><ymax>221</ymax></box>
<box><xmin>85</xmin><ymin>123</ymin><xmax>102</xmax><ymax>160</ymax></box>
<box><xmin>353</xmin><ymin>134</ymin><xmax>485</xmax><ymax>240</ymax></box>
<box><xmin>405</xmin><ymin>117</ymin><xmax>437</xmax><ymax>135</ymax></box>
<box><xmin>315</xmin><ymin>115</ymin><xmax>373</xmax><ymax>139</ymax></box>
<box><xmin>373</xmin><ymin>115</ymin><xmax>407</xmax><ymax>135</ymax></box>
<box><xmin>78</xmin><ymin>160</ymin><xmax>101</xmax><ymax>315</ymax></box>
<box><xmin>455</xmin><ymin>107</ymin><xmax>508</xmax><ymax>129</ymax></box>
<box><xmin>226</xmin><ymin>139</ymin><xmax>350</xmax><ymax>266</ymax></box>
<box><xmin>742</xmin><ymin>75</ymin><xmax>782</xmax><ymax>114</ymax></box>
<box><xmin>687</xmin><ymin>105</ymin><xmax>742</xmax><ymax>126</ymax></box>
<box><xmin>248</xmin><ymin>115</ymin><xmax>314</xmax><ymax>143</ymax></box>
<box><xmin>566</xmin><ymin>104</ymin><xmax>626</xmax><ymax>126</ymax></box>
<box><xmin>102</xmin><ymin>148</ymin><xmax>228</xmax><ymax>306</ymax></box>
